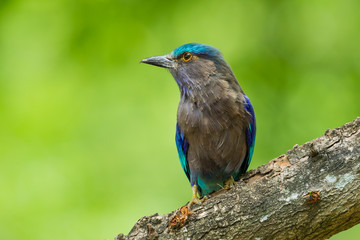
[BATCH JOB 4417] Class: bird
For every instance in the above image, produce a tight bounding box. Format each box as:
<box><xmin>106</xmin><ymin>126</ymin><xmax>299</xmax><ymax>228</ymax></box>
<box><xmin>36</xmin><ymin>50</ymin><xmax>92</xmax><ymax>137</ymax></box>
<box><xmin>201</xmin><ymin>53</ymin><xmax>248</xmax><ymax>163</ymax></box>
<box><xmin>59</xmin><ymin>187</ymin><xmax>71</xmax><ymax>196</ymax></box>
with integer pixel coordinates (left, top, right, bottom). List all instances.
<box><xmin>141</xmin><ymin>43</ymin><xmax>256</xmax><ymax>207</ymax></box>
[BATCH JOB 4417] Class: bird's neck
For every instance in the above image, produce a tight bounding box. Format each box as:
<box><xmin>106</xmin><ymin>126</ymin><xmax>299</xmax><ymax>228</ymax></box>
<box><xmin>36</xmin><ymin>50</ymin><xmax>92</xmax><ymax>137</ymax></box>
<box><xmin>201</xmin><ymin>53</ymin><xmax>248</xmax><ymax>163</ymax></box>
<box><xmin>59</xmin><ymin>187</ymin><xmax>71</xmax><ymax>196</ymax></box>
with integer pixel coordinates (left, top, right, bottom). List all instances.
<box><xmin>171</xmin><ymin>67</ymin><xmax>214</xmax><ymax>105</ymax></box>
<box><xmin>174</xmin><ymin>74</ymin><xmax>209</xmax><ymax>108</ymax></box>
<box><xmin>173</xmin><ymin>75</ymin><xmax>242</xmax><ymax>108</ymax></box>
<box><xmin>170</xmin><ymin>58</ymin><xmax>244</xmax><ymax>110</ymax></box>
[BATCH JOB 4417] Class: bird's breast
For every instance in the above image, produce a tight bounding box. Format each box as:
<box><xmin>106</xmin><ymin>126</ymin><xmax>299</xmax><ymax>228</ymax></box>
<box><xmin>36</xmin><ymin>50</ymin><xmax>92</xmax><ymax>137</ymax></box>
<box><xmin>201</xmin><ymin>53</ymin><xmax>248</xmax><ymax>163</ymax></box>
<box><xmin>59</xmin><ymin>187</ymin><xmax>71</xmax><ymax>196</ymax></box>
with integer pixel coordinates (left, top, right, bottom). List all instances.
<box><xmin>177</xmin><ymin>97</ymin><xmax>248</xmax><ymax>182</ymax></box>
<box><xmin>177</xmin><ymin>96</ymin><xmax>244</xmax><ymax>136</ymax></box>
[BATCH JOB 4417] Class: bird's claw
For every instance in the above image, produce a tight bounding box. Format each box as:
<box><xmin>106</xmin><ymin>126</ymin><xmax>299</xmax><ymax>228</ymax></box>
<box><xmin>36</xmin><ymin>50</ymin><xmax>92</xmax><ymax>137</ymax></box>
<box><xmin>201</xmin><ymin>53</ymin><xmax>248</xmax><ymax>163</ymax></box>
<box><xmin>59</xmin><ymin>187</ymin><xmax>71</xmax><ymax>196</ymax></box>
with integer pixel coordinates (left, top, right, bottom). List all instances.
<box><xmin>187</xmin><ymin>195</ymin><xmax>202</xmax><ymax>208</ymax></box>
<box><xmin>188</xmin><ymin>185</ymin><xmax>208</xmax><ymax>208</ymax></box>
<box><xmin>224</xmin><ymin>176</ymin><xmax>236</xmax><ymax>189</ymax></box>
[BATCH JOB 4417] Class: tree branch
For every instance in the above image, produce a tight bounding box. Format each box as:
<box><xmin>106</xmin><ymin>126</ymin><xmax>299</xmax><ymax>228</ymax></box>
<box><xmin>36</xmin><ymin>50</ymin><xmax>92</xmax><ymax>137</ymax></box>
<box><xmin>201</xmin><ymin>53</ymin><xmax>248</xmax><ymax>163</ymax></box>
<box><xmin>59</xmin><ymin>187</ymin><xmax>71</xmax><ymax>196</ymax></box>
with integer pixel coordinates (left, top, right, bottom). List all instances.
<box><xmin>116</xmin><ymin>117</ymin><xmax>360</xmax><ymax>240</ymax></box>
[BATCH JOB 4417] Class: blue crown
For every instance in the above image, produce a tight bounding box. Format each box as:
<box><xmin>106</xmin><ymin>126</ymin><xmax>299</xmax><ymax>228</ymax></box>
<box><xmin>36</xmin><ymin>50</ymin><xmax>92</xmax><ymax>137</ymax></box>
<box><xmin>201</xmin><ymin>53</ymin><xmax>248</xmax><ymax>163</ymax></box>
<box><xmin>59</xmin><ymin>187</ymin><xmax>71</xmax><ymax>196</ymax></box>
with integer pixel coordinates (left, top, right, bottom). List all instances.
<box><xmin>171</xmin><ymin>43</ymin><xmax>221</xmax><ymax>58</ymax></box>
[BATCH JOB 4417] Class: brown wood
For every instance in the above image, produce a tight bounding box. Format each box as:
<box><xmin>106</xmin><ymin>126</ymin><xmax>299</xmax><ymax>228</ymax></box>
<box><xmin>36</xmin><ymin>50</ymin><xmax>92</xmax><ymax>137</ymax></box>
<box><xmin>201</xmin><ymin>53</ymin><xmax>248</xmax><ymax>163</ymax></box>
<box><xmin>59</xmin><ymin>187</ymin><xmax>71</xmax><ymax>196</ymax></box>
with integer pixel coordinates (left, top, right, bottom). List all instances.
<box><xmin>116</xmin><ymin>117</ymin><xmax>360</xmax><ymax>240</ymax></box>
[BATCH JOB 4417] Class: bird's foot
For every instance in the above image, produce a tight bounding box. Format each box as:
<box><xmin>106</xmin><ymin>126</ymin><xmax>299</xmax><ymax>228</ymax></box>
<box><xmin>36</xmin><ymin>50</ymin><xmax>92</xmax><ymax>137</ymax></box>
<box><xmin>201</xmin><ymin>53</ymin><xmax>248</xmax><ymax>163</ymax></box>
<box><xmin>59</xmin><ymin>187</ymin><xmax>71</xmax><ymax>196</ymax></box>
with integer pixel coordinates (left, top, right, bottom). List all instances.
<box><xmin>200</xmin><ymin>195</ymin><xmax>209</xmax><ymax>202</ymax></box>
<box><xmin>188</xmin><ymin>195</ymin><xmax>208</xmax><ymax>209</ymax></box>
<box><xmin>187</xmin><ymin>185</ymin><xmax>204</xmax><ymax>209</ymax></box>
<box><xmin>187</xmin><ymin>195</ymin><xmax>201</xmax><ymax>208</ymax></box>
<box><xmin>224</xmin><ymin>176</ymin><xmax>236</xmax><ymax>189</ymax></box>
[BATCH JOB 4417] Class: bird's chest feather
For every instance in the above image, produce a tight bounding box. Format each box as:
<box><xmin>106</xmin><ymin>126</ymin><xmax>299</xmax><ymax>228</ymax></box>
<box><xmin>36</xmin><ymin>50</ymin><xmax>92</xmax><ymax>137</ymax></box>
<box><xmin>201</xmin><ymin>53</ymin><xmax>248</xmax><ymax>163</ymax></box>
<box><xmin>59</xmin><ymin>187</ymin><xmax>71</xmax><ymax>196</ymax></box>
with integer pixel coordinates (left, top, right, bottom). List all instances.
<box><xmin>177</xmin><ymin>83</ymin><xmax>246</xmax><ymax>136</ymax></box>
<box><xmin>178</xmin><ymin>100</ymin><xmax>227</xmax><ymax>135</ymax></box>
<box><xmin>177</xmin><ymin>84</ymin><xmax>249</xmax><ymax>178</ymax></box>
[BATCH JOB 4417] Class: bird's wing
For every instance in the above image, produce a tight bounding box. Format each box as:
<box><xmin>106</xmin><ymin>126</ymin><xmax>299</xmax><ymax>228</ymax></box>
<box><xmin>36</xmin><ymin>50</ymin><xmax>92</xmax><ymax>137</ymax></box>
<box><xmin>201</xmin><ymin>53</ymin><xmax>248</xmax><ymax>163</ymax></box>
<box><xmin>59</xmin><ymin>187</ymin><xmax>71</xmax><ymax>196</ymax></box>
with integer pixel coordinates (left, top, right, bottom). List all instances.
<box><xmin>175</xmin><ymin>123</ymin><xmax>190</xmax><ymax>181</ymax></box>
<box><xmin>237</xmin><ymin>95</ymin><xmax>256</xmax><ymax>178</ymax></box>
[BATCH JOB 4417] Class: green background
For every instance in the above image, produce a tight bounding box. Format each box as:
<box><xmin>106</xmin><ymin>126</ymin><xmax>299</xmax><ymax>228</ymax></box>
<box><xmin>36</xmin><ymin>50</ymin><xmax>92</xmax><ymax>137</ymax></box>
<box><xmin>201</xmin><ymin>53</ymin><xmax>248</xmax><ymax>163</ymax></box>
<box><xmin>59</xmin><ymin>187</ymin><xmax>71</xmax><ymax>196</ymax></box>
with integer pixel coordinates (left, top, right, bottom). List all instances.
<box><xmin>0</xmin><ymin>0</ymin><xmax>359</xmax><ymax>239</ymax></box>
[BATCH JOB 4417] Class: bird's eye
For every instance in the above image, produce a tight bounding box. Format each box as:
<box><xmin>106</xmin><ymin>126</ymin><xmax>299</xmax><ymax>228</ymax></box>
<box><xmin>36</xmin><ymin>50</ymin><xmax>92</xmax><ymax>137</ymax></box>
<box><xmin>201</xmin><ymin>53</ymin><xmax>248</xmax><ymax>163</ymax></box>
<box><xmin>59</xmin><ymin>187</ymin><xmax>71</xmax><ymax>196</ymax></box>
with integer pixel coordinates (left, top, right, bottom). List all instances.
<box><xmin>182</xmin><ymin>52</ymin><xmax>192</xmax><ymax>62</ymax></box>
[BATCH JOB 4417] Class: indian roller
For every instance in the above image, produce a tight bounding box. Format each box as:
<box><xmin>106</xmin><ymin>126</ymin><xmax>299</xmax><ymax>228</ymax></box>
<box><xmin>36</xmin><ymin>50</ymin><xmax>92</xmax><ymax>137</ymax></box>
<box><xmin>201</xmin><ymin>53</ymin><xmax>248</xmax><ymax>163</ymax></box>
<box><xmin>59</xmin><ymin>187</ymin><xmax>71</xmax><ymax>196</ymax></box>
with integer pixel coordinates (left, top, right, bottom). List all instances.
<box><xmin>141</xmin><ymin>43</ymin><xmax>256</xmax><ymax>207</ymax></box>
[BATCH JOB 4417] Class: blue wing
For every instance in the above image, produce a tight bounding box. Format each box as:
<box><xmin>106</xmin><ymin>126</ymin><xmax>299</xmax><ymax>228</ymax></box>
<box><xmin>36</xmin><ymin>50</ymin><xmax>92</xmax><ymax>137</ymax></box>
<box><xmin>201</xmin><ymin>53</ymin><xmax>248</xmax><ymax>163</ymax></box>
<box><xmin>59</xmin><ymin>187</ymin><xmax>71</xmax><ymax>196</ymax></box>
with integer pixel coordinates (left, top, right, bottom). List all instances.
<box><xmin>175</xmin><ymin>123</ymin><xmax>190</xmax><ymax>181</ymax></box>
<box><xmin>237</xmin><ymin>95</ymin><xmax>256</xmax><ymax>178</ymax></box>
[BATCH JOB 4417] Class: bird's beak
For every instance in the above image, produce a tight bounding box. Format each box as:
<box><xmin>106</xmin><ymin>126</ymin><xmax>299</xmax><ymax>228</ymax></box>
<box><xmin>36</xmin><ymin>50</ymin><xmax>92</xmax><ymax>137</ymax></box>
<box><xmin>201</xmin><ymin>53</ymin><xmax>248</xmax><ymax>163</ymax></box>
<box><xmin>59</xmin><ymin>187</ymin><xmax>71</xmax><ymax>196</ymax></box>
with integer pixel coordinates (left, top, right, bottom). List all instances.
<box><xmin>140</xmin><ymin>55</ymin><xmax>175</xmax><ymax>69</ymax></box>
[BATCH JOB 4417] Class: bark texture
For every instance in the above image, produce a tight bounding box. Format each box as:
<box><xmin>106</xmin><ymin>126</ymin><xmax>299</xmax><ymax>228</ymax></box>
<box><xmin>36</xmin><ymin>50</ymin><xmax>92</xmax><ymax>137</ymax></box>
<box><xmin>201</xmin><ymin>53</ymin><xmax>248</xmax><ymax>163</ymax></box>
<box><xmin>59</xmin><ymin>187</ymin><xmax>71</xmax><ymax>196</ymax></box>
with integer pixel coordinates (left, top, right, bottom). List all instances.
<box><xmin>116</xmin><ymin>117</ymin><xmax>360</xmax><ymax>240</ymax></box>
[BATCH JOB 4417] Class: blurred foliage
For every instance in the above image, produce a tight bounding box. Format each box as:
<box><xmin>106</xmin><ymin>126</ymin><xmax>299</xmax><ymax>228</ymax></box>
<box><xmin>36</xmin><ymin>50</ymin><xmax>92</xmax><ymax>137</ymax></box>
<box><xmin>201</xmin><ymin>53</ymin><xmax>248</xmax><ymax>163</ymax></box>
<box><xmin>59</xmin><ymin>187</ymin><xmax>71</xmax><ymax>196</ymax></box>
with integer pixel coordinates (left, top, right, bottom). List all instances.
<box><xmin>0</xmin><ymin>0</ymin><xmax>359</xmax><ymax>239</ymax></box>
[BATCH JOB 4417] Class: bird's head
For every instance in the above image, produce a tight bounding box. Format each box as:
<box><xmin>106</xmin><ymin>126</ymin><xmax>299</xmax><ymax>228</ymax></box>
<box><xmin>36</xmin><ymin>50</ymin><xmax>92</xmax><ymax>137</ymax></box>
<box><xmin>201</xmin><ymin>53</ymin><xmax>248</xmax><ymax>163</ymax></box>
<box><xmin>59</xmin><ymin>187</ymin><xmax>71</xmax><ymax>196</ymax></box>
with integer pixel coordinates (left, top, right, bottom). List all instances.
<box><xmin>141</xmin><ymin>43</ymin><xmax>236</xmax><ymax>95</ymax></box>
